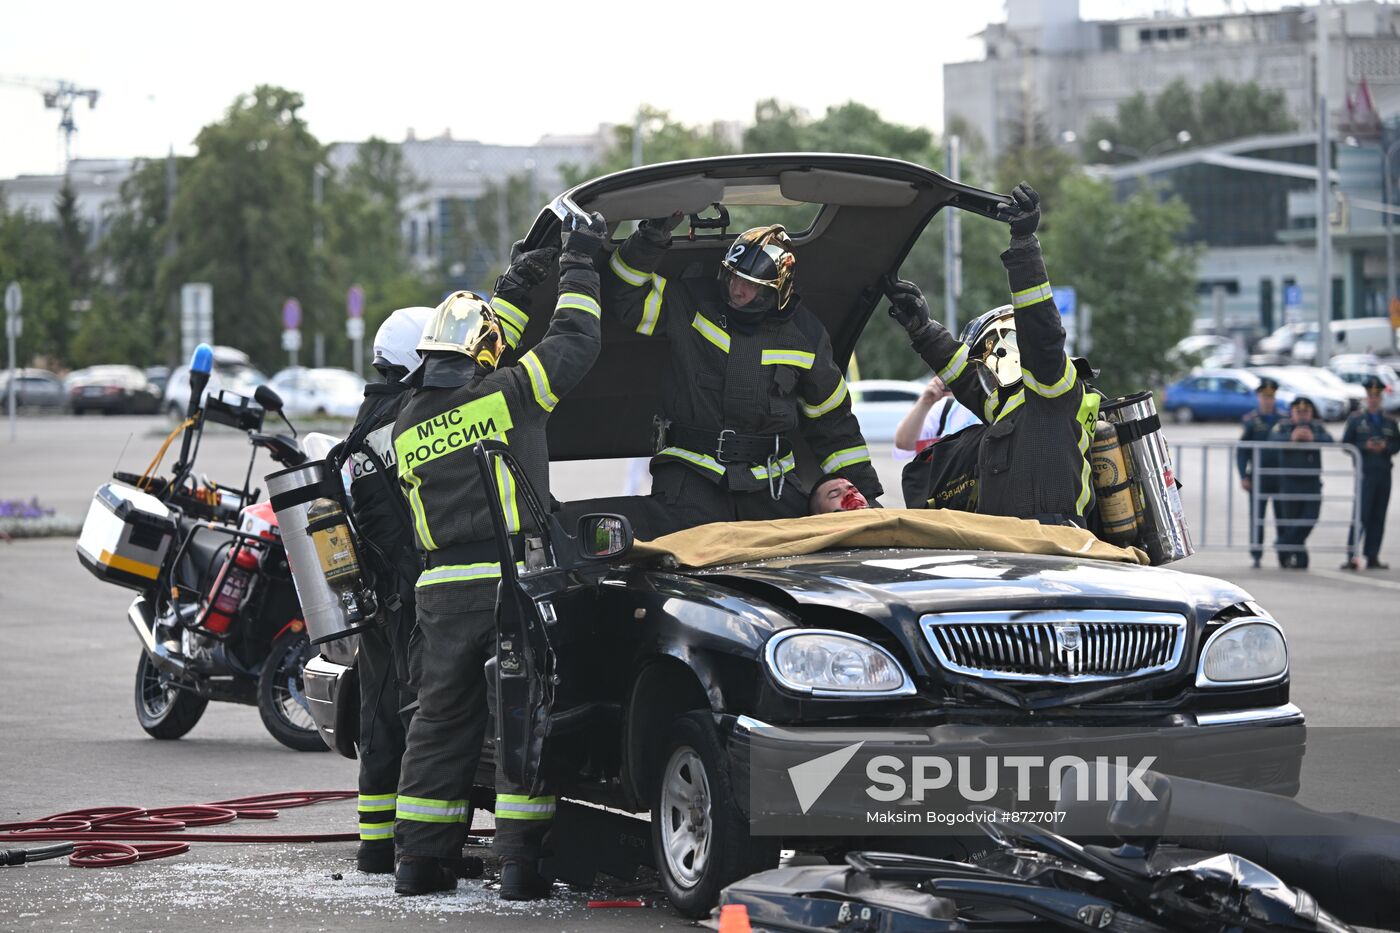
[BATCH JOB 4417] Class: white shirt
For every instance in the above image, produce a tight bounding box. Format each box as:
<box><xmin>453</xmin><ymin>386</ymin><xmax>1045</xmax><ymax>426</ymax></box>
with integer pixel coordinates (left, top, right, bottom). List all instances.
<box><xmin>892</xmin><ymin>398</ymin><xmax>980</xmax><ymax>462</ymax></box>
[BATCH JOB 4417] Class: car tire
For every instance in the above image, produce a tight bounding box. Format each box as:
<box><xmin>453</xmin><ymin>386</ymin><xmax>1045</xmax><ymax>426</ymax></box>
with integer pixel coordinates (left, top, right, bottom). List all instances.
<box><xmin>650</xmin><ymin>711</ymin><xmax>778</xmax><ymax>918</ymax></box>
<box><xmin>1172</xmin><ymin>407</ymin><xmax>1194</xmax><ymax>424</ymax></box>
<box><xmin>256</xmin><ymin>630</ymin><xmax>329</xmax><ymax>752</ymax></box>
<box><xmin>134</xmin><ymin>651</ymin><xmax>207</xmax><ymax>739</ymax></box>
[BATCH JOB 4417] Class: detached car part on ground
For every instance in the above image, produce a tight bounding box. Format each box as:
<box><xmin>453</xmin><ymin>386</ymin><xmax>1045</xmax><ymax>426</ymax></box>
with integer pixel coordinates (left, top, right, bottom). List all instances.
<box><xmin>297</xmin><ymin>155</ymin><xmax>1304</xmax><ymax>917</ymax></box>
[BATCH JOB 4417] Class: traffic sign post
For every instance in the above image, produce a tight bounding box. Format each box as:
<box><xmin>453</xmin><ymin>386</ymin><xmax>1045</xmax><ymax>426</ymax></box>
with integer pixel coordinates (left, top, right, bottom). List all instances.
<box><xmin>6</xmin><ymin>281</ymin><xmax>22</xmax><ymax>442</ymax></box>
<box><xmin>347</xmin><ymin>285</ymin><xmax>365</xmax><ymax>375</ymax></box>
<box><xmin>282</xmin><ymin>298</ymin><xmax>302</xmax><ymax>368</ymax></box>
<box><xmin>180</xmin><ymin>283</ymin><xmax>214</xmax><ymax>365</ymax></box>
<box><xmin>1051</xmin><ymin>285</ymin><xmax>1077</xmax><ymax>354</ymax></box>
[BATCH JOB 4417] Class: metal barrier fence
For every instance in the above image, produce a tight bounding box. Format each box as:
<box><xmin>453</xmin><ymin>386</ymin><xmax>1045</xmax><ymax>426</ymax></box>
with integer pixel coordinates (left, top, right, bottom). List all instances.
<box><xmin>1168</xmin><ymin>441</ymin><xmax>1362</xmax><ymax>559</ymax></box>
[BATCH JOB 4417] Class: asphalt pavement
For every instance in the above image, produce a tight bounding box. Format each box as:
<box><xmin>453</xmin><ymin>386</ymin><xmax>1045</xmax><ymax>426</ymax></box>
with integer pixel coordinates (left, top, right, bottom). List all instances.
<box><xmin>1</xmin><ymin>413</ymin><xmax>1397</xmax><ymax>931</ymax></box>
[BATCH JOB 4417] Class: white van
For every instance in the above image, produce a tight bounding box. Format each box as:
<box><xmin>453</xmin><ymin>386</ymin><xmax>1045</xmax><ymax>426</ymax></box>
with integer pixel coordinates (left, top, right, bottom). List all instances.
<box><xmin>1291</xmin><ymin>318</ymin><xmax>1398</xmax><ymax>362</ymax></box>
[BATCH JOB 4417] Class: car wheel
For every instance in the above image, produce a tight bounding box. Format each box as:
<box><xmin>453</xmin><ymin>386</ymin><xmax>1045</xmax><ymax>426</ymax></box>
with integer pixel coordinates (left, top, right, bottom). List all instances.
<box><xmin>1172</xmin><ymin>407</ymin><xmax>1194</xmax><ymax>424</ymax></box>
<box><xmin>650</xmin><ymin>711</ymin><xmax>777</xmax><ymax>918</ymax></box>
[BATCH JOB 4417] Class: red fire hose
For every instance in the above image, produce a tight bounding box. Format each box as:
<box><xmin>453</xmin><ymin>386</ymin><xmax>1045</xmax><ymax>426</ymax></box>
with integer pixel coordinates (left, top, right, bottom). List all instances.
<box><xmin>0</xmin><ymin>790</ymin><xmax>365</xmax><ymax>868</ymax></box>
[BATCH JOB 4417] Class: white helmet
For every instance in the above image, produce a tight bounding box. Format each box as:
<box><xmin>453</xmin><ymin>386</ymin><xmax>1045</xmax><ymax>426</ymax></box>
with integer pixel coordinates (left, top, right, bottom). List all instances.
<box><xmin>372</xmin><ymin>306</ymin><xmax>435</xmax><ymax>376</ymax></box>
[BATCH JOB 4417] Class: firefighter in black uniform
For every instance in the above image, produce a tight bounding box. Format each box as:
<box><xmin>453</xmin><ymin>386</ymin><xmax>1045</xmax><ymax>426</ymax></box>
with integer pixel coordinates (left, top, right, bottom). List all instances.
<box><xmin>389</xmin><ymin>213</ymin><xmax>605</xmax><ymax>899</ymax></box>
<box><xmin>887</xmin><ymin>183</ymin><xmax>1099</xmax><ymax>524</ymax></box>
<box><xmin>1237</xmin><ymin>376</ymin><xmax>1284</xmax><ymax>568</ymax></box>
<box><xmin>332</xmin><ymin>304</ymin><xmax>434</xmax><ymax>875</ymax></box>
<box><xmin>1268</xmin><ymin>396</ymin><xmax>1332</xmax><ymax>568</ymax></box>
<box><xmin>597</xmin><ymin>217</ymin><xmax>882</xmax><ymax>537</ymax></box>
<box><xmin>1341</xmin><ymin>375</ymin><xmax>1399</xmax><ymax>570</ymax></box>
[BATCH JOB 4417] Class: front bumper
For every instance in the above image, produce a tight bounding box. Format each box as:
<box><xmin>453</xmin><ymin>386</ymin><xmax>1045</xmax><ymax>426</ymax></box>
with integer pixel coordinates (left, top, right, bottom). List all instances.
<box><xmin>303</xmin><ymin>654</ymin><xmax>357</xmax><ymax>759</ymax></box>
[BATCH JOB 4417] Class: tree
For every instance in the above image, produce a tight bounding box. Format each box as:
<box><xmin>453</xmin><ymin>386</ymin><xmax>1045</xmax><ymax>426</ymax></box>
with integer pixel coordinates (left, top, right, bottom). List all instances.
<box><xmin>0</xmin><ymin>194</ymin><xmax>70</xmax><ymax>370</ymax></box>
<box><xmin>1083</xmin><ymin>79</ymin><xmax>1295</xmax><ymax>163</ymax></box>
<box><xmin>71</xmin><ymin>158</ymin><xmax>180</xmax><ymax>368</ymax></box>
<box><xmin>562</xmin><ymin>106</ymin><xmax>739</xmax><ymax>185</ymax></box>
<box><xmin>1042</xmin><ymin>175</ymin><xmax>1200</xmax><ymax>396</ymax></box>
<box><xmin>164</xmin><ymin>86</ymin><xmax>324</xmax><ymax>370</ymax></box>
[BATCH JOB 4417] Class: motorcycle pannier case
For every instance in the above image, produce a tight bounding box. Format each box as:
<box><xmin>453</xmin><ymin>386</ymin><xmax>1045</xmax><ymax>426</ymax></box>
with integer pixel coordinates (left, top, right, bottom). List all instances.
<box><xmin>76</xmin><ymin>482</ymin><xmax>177</xmax><ymax>591</ymax></box>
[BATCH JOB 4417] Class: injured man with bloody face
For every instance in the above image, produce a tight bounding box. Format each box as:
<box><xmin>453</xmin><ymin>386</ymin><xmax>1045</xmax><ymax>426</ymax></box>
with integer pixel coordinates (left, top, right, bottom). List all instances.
<box><xmin>809</xmin><ymin>475</ymin><xmax>869</xmax><ymax>514</ymax></box>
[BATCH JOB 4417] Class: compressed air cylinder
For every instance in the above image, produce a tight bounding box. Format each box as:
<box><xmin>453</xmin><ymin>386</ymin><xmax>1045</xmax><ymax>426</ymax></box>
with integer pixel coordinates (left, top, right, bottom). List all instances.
<box><xmin>1090</xmin><ymin>420</ymin><xmax>1141</xmax><ymax>547</ymax></box>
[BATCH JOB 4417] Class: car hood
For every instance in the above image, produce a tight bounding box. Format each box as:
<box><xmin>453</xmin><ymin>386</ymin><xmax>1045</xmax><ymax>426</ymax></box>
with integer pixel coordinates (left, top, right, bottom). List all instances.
<box><xmin>513</xmin><ymin>154</ymin><xmax>1006</xmax><ymax>462</ymax></box>
<box><xmin>688</xmin><ymin>549</ymin><xmax>1249</xmax><ymax>620</ymax></box>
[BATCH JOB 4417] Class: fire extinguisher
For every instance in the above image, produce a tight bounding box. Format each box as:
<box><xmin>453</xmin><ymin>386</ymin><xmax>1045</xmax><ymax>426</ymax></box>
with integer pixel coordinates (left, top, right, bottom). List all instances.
<box><xmin>201</xmin><ymin>544</ymin><xmax>260</xmax><ymax>634</ymax></box>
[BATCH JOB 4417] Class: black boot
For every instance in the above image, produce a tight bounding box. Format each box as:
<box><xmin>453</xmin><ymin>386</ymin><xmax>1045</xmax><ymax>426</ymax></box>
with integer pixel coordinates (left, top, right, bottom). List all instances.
<box><xmin>498</xmin><ymin>858</ymin><xmax>551</xmax><ymax>901</ymax></box>
<box><xmin>395</xmin><ymin>855</ymin><xmax>458</xmax><ymax>896</ymax></box>
<box><xmin>1367</xmin><ymin>558</ymin><xmax>1390</xmax><ymax>570</ymax></box>
<box><xmin>356</xmin><ymin>840</ymin><xmax>395</xmax><ymax>875</ymax></box>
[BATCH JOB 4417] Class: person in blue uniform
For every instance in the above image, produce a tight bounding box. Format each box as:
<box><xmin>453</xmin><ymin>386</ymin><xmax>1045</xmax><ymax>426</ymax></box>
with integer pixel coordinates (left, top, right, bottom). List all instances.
<box><xmin>1237</xmin><ymin>377</ymin><xmax>1284</xmax><ymax>568</ymax></box>
<box><xmin>1341</xmin><ymin>375</ymin><xmax>1399</xmax><ymax>570</ymax></box>
<box><xmin>1268</xmin><ymin>396</ymin><xmax>1332</xmax><ymax>569</ymax></box>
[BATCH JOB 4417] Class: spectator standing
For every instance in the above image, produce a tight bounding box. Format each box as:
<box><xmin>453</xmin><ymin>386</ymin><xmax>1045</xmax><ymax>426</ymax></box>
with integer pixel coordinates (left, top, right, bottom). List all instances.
<box><xmin>1237</xmin><ymin>377</ymin><xmax>1283</xmax><ymax>569</ymax></box>
<box><xmin>1340</xmin><ymin>375</ymin><xmax>1399</xmax><ymax>570</ymax></box>
<box><xmin>1268</xmin><ymin>396</ymin><xmax>1332</xmax><ymax>569</ymax></box>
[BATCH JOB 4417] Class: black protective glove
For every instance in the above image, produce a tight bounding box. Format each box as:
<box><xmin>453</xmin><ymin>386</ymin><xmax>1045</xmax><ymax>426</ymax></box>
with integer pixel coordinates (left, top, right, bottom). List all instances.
<box><xmin>559</xmin><ymin>211</ymin><xmax>608</xmax><ymax>270</ymax></box>
<box><xmin>996</xmin><ymin>182</ymin><xmax>1041</xmax><ymax>242</ymax></box>
<box><xmin>495</xmin><ymin>241</ymin><xmax>558</xmax><ymax>294</ymax></box>
<box><xmin>885</xmin><ymin>278</ymin><xmax>931</xmax><ymax>334</ymax></box>
<box><xmin>637</xmin><ymin>211</ymin><xmax>685</xmax><ymax>247</ymax></box>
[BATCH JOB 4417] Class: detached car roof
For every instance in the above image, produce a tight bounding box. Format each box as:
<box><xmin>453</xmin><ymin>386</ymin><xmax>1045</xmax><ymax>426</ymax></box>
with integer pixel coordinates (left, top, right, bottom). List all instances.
<box><xmin>511</xmin><ymin>153</ymin><xmax>1007</xmax><ymax>462</ymax></box>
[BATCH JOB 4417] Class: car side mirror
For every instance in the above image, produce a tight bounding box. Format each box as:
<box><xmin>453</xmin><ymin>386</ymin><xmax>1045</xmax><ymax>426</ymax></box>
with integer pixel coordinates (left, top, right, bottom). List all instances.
<box><xmin>577</xmin><ymin>513</ymin><xmax>633</xmax><ymax>560</ymax></box>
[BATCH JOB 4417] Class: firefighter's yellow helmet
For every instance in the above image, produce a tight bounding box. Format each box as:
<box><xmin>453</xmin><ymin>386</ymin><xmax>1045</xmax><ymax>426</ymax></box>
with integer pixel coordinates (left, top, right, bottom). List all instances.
<box><xmin>417</xmin><ymin>291</ymin><xmax>504</xmax><ymax>370</ymax></box>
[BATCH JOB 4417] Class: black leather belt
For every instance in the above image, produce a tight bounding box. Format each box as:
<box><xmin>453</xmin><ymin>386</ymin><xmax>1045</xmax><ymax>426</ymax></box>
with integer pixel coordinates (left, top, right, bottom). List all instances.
<box><xmin>660</xmin><ymin>421</ymin><xmax>787</xmax><ymax>464</ymax></box>
<box><xmin>425</xmin><ymin>536</ymin><xmax>525</xmax><ymax>569</ymax></box>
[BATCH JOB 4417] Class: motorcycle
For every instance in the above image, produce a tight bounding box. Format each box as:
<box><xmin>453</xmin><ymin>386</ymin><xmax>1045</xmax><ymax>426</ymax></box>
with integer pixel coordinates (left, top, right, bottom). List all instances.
<box><xmin>76</xmin><ymin>346</ymin><xmax>328</xmax><ymax>751</ymax></box>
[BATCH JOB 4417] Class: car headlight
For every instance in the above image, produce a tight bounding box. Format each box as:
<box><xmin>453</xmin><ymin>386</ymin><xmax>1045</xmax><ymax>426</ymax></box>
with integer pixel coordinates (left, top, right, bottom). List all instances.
<box><xmin>765</xmin><ymin>629</ymin><xmax>914</xmax><ymax>697</ymax></box>
<box><xmin>1196</xmin><ymin>618</ymin><xmax>1288</xmax><ymax>687</ymax></box>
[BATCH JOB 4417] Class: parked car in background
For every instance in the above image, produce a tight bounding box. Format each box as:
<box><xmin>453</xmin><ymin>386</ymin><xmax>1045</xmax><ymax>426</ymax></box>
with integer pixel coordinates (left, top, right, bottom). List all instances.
<box><xmin>1162</xmin><ymin>369</ymin><xmax>1282</xmax><ymax>423</ymax></box>
<box><xmin>1169</xmin><ymin>334</ymin><xmax>1242</xmax><ymax>370</ymax></box>
<box><xmin>1248</xmin><ymin>366</ymin><xmax>1349</xmax><ymax>421</ymax></box>
<box><xmin>266</xmin><ymin>367</ymin><xmax>364</xmax><ymax>418</ymax></box>
<box><xmin>1256</xmin><ymin>322</ymin><xmax>1309</xmax><ymax>358</ymax></box>
<box><xmin>1291</xmin><ymin>318</ymin><xmax>1398</xmax><ymax>363</ymax></box>
<box><xmin>849</xmin><ymin>379</ymin><xmax>926</xmax><ymax>443</ymax></box>
<box><xmin>1329</xmin><ymin>355</ymin><xmax>1400</xmax><ymax>413</ymax></box>
<box><xmin>163</xmin><ymin>348</ymin><xmax>266</xmax><ymax>416</ymax></box>
<box><xmin>0</xmin><ymin>368</ymin><xmax>66</xmax><ymax>410</ymax></box>
<box><xmin>144</xmin><ymin>365</ymin><xmax>171</xmax><ymax>396</ymax></box>
<box><xmin>66</xmin><ymin>365</ymin><xmax>163</xmax><ymax>415</ymax></box>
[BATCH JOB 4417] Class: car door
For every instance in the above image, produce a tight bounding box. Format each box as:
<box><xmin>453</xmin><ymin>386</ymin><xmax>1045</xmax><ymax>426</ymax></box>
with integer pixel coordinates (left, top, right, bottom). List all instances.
<box><xmin>472</xmin><ymin>440</ymin><xmax>617</xmax><ymax>796</ymax></box>
<box><xmin>1219</xmin><ymin>377</ymin><xmax>1255</xmax><ymax>419</ymax></box>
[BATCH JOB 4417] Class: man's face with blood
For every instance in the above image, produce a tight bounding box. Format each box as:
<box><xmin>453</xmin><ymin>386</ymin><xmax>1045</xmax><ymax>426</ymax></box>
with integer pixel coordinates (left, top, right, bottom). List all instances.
<box><xmin>812</xmin><ymin>477</ymin><xmax>868</xmax><ymax>513</ymax></box>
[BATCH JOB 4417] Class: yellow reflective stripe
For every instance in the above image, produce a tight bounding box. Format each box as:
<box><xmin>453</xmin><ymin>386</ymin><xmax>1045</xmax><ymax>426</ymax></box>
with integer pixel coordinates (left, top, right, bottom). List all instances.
<box><xmin>416</xmin><ymin>562</ymin><xmax>503</xmax><ymax>587</ymax></box>
<box><xmin>657</xmin><ymin>446</ymin><xmax>726</xmax><ymax>475</ymax></box>
<box><xmin>750</xmin><ymin>453</ymin><xmax>797</xmax><ymax>480</ymax></box>
<box><xmin>98</xmin><ymin>550</ymin><xmax>160</xmax><ymax>580</ymax></box>
<box><xmin>983</xmin><ymin>392</ymin><xmax>1000</xmax><ymax>424</ymax></box>
<box><xmin>938</xmin><ymin>344</ymin><xmax>969</xmax><ymax>384</ymax></box>
<box><xmin>520</xmin><ymin>350</ymin><xmax>558</xmax><ymax>412</ymax></box>
<box><xmin>609</xmin><ymin>249</ymin><xmax>649</xmax><ymax>287</ymax></box>
<box><xmin>638</xmin><ymin>274</ymin><xmax>666</xmax><ymax>336</ymax></box>
<box><xmin>801</xmin><ymin>377</ymin><xmax>849</xmax><ymax>419</ymax></box>
<box><xmin>995</xmin><ymin>389</ymin><xmax>1026</xmax><ymax>423</ymax></box>
<box><xmin>359</xmin><ymin>821</ymin><xmax>394</xmax><ymax>840</ymax></box>
<box><xmin>1024</xmin><ymin>355</ymin><xmax>1076</xmax><ymax>399</ymax></box>
<box><xmin>496</xmin><ymin>793</ymin><xmax>557</xmax><ymax>821</ymax></box>
<box><xmin>396</xmin><ymin>796</ymin><xmax>469</xmax><ymax>823</ymax></box>
<box><xmin>492</xmin><ymin>297</ymin><xmax>528</xmax><ymax>348</ymax></box>
<box><xmin>495</xmin><ymin>454</ymin><xmax>520</xmax><ymax>534</ymax></box>
<box><xmin>820</xmin><ymin>445</ymin><xmax>872</xmax><ymax>473</ymax></box>
<box><xmin>1075</xmin><ymin>435</ymin><xmax>1093</xmax><ymax>516</ymax></box>
<box><xmin>691</xmin><ymin>312</ymin><xmax>731</xmax><ymax>353</ymax></box>
<box><xmin>401</xmin><ymin>471</ymin><xmax>437</xmax><ymax>551</ymax></box>
<box><xmin>1011</xmin><ymin>280</ymin><xmax>1053</xmax><ymax>309</ymax></box>
<box><xmin>760</xmin><ymin>349</ymin><xmax>815</xmax><ymax>369</ymax></box>
<box><xmin>557</xmin><ymin>291</ymin><xmax>601</xmax><ymax>319</ymax></box>
<box><xmin>1077</xmin><ymin>425</ymin><xmax>1091</xmax><ymax>455</ymax></box>
<box><xmin>358</xmin><ymin>794</ymin><xmax>397</xmax><ymax>811</ymax></box>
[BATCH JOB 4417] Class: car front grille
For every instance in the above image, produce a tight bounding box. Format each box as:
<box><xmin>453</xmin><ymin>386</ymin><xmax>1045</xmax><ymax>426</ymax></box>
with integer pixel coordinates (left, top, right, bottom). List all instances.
<box><xmin>920</xmin><ymin>611</ymin><xmax>1187</xmax><ymax>683</ymax></box>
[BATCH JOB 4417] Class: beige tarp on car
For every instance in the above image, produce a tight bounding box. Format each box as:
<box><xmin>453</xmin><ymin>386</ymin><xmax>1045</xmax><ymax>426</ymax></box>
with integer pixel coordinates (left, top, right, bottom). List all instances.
<box><xmin>629</xmin><ymin>508</ymin><xmax>1150</xmax><ymax>569</ymax></box>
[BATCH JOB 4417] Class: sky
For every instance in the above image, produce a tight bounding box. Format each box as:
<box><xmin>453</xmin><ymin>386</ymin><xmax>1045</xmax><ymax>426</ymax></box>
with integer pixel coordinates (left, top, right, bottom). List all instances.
<box><xmin>0</xmin><ymin>0</ymin><xmax>1312</xmax><ymax>180</ymax></box>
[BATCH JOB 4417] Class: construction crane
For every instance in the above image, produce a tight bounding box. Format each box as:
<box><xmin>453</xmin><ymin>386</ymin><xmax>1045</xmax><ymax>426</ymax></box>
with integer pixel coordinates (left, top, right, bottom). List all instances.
<box><xmin>1</xmin><ymin>76</ymin><xmax>100</xmax><ymax>172</ymax></box>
